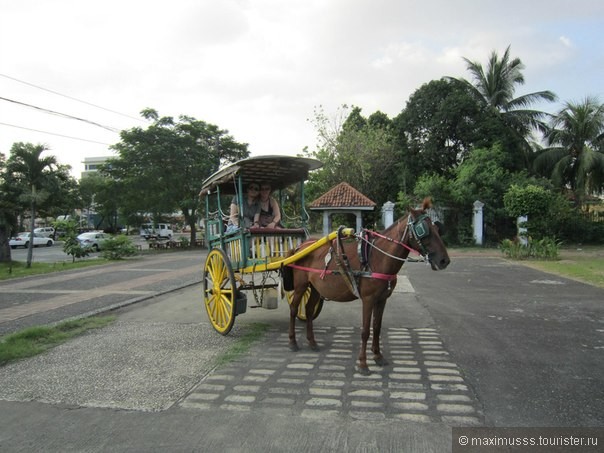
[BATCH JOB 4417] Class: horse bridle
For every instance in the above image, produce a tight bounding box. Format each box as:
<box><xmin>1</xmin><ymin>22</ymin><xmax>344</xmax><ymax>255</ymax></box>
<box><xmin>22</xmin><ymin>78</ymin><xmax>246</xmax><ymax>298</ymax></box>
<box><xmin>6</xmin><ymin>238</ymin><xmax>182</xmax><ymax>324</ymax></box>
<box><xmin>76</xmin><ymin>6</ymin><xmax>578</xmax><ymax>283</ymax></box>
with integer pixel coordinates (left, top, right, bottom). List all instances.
<box><xmin>406</xmin><ymin>213</ymin><xmax>432</xmax><ymax>256</ymax></box>
<box><xmin>358</xmin><ymin>213</ymin><xmax>433</xmax><ymax>265</ymax></box>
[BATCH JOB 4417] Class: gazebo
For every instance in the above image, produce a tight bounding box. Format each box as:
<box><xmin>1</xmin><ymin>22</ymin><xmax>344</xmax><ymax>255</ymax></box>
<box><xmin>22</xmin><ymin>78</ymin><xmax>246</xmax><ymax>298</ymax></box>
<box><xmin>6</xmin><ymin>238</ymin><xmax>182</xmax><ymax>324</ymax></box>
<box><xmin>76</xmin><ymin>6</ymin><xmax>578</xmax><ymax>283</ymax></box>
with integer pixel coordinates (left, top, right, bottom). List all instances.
<box><xmin>309</xmin><ymin>182</ymin><xmax>376</xmax><ymax>235</ymax></box>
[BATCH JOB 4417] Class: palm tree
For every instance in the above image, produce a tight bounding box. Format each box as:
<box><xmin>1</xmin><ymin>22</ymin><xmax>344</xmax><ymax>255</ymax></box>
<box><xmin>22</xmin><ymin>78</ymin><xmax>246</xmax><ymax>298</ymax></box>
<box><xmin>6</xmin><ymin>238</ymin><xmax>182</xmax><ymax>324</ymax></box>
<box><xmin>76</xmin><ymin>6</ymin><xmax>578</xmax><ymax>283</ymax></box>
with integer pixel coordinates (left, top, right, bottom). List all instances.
<box><xmin>8</xmin><ymin>143</ymin><xmax>57</xmax><ymax>268</ymax></box>
<box><xmin>451</xmin><ymin>45</ymin><xmax>557</xmax><ymax>167</ymax></box>
<box><xmin>534</xmin><ymin>97</ymin><xmax>604</xmax><ymax>206</ymax></box>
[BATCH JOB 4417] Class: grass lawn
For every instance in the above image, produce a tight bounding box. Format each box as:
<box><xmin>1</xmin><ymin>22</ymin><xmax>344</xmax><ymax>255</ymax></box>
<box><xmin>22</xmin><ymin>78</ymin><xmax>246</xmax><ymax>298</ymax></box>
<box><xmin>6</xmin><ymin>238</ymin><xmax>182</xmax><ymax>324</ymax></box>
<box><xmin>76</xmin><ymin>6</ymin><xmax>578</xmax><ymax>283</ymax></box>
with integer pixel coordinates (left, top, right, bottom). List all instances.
<box><xmin>0</xmin><ymin>259</ymin><xmax>113</xmax><ymax>281</ymax></box>
<box><xmin>521</xmin><ymin>246</ymin><xmax>604</xmax><ymax>289</ymax></box>
<box><xmin>0</xmin><ymin>316</ymin><xmax>116</xmax><ymax>366</ymax></box>
<box><xmin>449</xmin><ymin>245</ymin><xmax>604</xmax><ymax>289</ymax></box>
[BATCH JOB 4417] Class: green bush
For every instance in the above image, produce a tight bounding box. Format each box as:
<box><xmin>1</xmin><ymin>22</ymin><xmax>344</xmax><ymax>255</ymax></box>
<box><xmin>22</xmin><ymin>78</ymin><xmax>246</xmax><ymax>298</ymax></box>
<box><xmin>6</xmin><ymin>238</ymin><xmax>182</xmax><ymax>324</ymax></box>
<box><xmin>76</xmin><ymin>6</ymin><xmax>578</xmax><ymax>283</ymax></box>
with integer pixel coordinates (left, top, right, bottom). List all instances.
<box><xmin>100</xmin><ymin>235</ymin><xmax>137</xmax><ymax>260</ymax></box>
<box><xmin>56</xmin><ymin>219</ymin><xmax>90</xmax><ymax>263</ymax></box>
<box><xmin>500</xmin><ymin>236</ymin><xmax>561</xmax><ymax>260</ymax></box>
<box><xmin>503</xmin><ymin>184</ymin><xmax>572</xmax><ymax>240</ymax></box>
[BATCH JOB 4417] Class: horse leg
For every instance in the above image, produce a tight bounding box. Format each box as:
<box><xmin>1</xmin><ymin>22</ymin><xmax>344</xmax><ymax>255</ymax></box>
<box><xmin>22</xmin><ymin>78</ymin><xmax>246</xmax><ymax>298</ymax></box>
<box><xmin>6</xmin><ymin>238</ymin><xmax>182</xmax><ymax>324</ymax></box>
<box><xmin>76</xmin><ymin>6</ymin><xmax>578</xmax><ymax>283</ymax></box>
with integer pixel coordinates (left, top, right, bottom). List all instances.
<box><xmin>371</xmin><ymin>298</ymin><xmax>389</xmax><ymax>366</ymax></box>
<box><xmin>305</xmin><ymin>288</ymin><xmax>320</xmax><ymax>351</ymax></box>
<box><xmin>288</xmin><ymin>290</ymin><xmax>302</xmax><ymax>352</ymax></box>
<box><xmin>357</xmin><ymin>298</ymin><xmax>373</xmax><ymax>374</ymax></box>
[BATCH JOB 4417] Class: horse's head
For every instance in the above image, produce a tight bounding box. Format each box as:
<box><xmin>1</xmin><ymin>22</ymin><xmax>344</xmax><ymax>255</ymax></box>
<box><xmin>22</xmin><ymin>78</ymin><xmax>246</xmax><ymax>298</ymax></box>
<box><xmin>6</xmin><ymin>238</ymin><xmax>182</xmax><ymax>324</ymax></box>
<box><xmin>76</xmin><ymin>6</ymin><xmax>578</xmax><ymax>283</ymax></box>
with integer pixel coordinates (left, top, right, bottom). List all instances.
<box><xmin>407</xmin><ymin>198</ymin><xmax>450</xmax><ymax>271</ymax></box>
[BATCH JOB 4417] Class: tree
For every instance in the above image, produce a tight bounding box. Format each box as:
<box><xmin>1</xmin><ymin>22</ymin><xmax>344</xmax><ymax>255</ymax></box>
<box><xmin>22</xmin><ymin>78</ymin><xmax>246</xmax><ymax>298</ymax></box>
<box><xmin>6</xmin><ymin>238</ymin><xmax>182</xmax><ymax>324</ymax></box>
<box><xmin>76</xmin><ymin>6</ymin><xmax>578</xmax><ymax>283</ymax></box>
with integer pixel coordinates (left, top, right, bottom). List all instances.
<box><xmin>533</xmin><ymin>96</ymin><xmax>604</xmax><ymax>206</ymax></box>
<box><xmin>0</xmin><ymin>152</ymin><xmax>18</xmax><ymax>263</ymax></box>
<box><xmin>393</xmin><ymin>79</ymin><xmax>484</xmax><ymax>181</ymax></box>
<box><xmin>6</xmin><ymin>143</ymin><xmax>58</xmax><ymax>267</ymax></box>
<box><xmin>305</xmin><ymin>105</ymin><xmax>400</xmax><ymax>224</ymax></box>
<box><xmin>105</xmin><ymin>109</ymin><xmax>249</xmax><ymax>242</ymax></box>
<box><xmin>451</xmin><ymin>45</ymin><xmax>557</xmax><ymax>170</ymax></box>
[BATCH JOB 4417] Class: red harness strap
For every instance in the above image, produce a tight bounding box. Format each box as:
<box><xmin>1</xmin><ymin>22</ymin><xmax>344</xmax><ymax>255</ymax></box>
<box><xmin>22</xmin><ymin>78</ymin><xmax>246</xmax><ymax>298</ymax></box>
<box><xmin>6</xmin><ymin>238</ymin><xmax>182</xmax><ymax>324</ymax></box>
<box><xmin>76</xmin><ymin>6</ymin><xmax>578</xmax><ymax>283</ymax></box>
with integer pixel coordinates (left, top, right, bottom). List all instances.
<box><xmin>287</xmin><ymin>263</ymin><xmax>397</xmax><ymax>282</ymax></box>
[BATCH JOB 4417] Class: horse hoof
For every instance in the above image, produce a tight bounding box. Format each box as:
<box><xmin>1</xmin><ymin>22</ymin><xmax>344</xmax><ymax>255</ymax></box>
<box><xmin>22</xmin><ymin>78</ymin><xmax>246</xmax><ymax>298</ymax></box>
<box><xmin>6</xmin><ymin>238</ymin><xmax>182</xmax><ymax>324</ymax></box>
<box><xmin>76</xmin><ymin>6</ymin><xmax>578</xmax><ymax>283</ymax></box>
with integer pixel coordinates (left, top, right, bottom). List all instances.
<box><xmin>289</xmin><ymin>343</ymin><xmax>299</xmax><ymax>352</ymax></box>
<box><xmin>356</xmin><ymin>366</ymin><xmax>371</xmax><ymax>376</ymax></box>
<box><xmin>374</xmin><ymin>357</ymin><xmax>389</xmax><ymax>367</ymax></box>
<box><xmin>309</xmin><ymin>343</ymin><xmax>320</xmax><ymax>352</ymax></box>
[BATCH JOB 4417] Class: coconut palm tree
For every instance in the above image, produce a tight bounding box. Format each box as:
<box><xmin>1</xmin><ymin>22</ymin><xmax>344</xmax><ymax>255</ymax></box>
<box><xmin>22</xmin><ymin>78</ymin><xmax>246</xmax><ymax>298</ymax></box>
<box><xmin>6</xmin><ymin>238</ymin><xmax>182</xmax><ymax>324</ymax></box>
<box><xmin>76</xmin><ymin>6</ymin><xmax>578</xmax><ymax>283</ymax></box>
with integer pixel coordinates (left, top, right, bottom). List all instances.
<box><xmin>451</xmin><ymin>45</ymin><xmax>557</xmax><ymax>168</ymax></box>
<box><xmin>7</xmin><ymin>143</ymin><xmax>57</xmax><ymax>268</ymax></box>
<box><xmin>534</xmin><ymin>97</ymin><xmax>604</xmax><ymax>206</ymax></box>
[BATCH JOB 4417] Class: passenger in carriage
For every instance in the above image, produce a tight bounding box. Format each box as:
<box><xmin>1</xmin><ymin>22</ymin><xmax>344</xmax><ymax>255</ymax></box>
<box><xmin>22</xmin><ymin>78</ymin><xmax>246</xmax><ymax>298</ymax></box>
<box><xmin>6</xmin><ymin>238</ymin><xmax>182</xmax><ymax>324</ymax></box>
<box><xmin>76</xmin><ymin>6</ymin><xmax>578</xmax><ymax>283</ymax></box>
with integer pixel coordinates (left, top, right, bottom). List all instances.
<box><xmin>226</xmin><ymin>183</ymin><xmax>260</xmax><ymax>233</ymax></box>
<box><xmin>254</xmin><ymin>182</ymin><xmax>282</xmax><ymax>228</ymax></box>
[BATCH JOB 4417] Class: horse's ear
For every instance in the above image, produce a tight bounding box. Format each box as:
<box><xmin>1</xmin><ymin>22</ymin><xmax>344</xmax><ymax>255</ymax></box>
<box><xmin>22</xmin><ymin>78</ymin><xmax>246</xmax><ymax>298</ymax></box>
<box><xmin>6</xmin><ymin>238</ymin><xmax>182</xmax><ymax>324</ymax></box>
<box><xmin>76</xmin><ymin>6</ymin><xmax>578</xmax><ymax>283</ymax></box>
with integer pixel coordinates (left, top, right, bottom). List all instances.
<box><xmin>422</xmin><ymin>197</ymin><xmax>433</xmax><ymax>210</ymax></box>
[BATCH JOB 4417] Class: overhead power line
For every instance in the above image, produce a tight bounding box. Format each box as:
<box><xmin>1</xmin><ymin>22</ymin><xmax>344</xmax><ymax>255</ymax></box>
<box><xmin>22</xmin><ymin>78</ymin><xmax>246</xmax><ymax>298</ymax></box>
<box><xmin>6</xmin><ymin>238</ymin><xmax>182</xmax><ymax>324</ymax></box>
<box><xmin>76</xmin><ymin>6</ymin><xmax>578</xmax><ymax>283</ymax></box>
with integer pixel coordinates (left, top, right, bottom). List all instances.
<box><xmin>0</xmin><ymin>72</ymin><xmax>145</xmax><ymax>123</ymax></box>
<box><xmin>0</xmin><ymin>121</ymin><xmax>113</xmax><ymax>145</ymax></box>
<box><xmin>0</xmin><ymin>96</ymin><xmax>121</xmax><ymax>132</ymax></box>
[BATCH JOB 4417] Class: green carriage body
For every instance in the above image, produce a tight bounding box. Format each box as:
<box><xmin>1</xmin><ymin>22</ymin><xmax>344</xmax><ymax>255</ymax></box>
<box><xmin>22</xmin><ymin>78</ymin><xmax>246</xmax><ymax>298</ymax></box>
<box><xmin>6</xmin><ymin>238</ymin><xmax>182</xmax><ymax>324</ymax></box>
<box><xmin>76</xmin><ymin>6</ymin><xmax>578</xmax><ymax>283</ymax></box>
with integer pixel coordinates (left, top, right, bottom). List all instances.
<box><xmin>200</xmin><ymin>155</ymin><xmax>342</xmax><ymax>334</ymax></box>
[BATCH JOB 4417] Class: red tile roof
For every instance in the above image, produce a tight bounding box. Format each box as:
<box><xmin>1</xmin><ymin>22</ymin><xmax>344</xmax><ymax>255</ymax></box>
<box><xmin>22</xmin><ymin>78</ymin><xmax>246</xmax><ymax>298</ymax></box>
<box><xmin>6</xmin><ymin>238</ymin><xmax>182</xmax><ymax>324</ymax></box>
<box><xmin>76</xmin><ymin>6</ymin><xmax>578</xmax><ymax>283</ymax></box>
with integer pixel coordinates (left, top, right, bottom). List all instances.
<box><xmin>309</xmin><ymin>182</ymin><xmax>376</xmax><ymax>209</ymax></box>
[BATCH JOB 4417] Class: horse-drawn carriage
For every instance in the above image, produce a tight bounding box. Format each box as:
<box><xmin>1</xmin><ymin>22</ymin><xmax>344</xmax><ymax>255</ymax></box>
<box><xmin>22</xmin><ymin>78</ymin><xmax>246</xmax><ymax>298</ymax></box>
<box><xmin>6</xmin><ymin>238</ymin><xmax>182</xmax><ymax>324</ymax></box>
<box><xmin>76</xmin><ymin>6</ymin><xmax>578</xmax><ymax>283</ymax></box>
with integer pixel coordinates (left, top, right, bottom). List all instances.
<box><xmin>199</xmin><ymin>155</ymin><xmax>450</xmax><ymax>372</ymax></box>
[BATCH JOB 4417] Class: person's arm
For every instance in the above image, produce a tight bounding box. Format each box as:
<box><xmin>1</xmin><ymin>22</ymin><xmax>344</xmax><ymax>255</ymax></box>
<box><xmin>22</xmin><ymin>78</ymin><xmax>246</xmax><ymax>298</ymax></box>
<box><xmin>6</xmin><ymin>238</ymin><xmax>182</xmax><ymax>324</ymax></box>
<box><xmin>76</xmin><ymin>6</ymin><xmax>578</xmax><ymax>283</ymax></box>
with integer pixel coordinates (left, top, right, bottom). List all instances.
<box><xmin>229</xmin><ymin>202</ymin><xmax>239</xmax><ymax>226</ymax></box>
<box><xmin>269</xmin><ymin>198</ymin><xmax>281</xmax><ymax>227</ymax></box>
<box><xmin>252</xmin><ymin>211</ymin><xmax>260</xmax><ymax>227</ymax></box>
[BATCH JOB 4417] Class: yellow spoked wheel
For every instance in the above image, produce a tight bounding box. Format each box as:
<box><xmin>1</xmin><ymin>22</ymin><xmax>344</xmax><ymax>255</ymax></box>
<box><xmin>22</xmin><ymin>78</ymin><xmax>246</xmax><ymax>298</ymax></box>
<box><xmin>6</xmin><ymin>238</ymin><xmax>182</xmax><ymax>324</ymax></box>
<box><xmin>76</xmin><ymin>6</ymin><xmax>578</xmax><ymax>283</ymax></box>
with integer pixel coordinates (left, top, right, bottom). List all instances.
<box><xmin>203</xmin><ymin>248</ymin><xmax>237</xmax><ymax>335</ymax></box>
<box><xmin>285</xmin><ymin>286</ymin><xmax>324</xmax><ymax>321</ymax></box>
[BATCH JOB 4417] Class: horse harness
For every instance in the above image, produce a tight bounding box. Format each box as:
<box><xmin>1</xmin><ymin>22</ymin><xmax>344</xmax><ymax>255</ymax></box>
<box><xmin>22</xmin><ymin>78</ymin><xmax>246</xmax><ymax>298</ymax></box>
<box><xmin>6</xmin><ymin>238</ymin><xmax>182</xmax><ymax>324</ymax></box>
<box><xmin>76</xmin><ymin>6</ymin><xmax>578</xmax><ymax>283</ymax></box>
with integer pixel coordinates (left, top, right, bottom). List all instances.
<box><xmin>287</xmin><ymin>213</ymin><xmax>434</xmax><ymax>295</ymax></box>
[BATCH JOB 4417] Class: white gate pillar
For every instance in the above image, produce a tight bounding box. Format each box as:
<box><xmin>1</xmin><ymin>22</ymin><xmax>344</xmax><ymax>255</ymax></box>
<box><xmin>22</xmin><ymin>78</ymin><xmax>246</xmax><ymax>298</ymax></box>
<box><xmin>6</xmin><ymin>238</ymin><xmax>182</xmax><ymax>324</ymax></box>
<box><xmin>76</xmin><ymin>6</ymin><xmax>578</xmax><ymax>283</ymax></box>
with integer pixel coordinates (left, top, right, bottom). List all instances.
<box><xmin>322</xmin><ymin>211</ymin><xmax>330</xmax><ymax>236</ymax></box>
<box><xmin>517</xmin><ymin>215</ymin><xmax>528</xmax><ymax>246</ymax></box>
<box><xmin>382</xmin><ymin>201</ymin><xmax>395</xmax><ymax>228</ymax></box>
<box><xmin>473</xmin><ymin>200</ymin><xmax>484</xmax><ymax>245</ymax></box>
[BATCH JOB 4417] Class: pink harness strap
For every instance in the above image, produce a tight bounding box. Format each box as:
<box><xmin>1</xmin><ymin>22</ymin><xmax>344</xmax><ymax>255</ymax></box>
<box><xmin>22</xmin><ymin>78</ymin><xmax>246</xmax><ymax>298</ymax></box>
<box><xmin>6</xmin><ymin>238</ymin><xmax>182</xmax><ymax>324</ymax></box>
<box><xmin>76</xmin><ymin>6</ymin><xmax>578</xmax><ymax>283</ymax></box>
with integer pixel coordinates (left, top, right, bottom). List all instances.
<box><xmin>287</xmin><ymin>264</ymin><xmax>397</xmax><ymax>282</ymax></box>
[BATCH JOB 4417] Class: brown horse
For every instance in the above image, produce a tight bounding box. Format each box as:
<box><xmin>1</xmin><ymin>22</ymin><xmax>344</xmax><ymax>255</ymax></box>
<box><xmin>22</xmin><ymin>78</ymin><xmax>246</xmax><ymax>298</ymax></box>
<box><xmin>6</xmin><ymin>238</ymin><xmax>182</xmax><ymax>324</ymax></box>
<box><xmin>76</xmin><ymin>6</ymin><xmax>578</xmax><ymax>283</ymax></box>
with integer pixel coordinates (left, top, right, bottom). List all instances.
<box><xmin>283</xmin><ymin>198</ymin><xmax>450</xmax><ymax>373</ymax></box>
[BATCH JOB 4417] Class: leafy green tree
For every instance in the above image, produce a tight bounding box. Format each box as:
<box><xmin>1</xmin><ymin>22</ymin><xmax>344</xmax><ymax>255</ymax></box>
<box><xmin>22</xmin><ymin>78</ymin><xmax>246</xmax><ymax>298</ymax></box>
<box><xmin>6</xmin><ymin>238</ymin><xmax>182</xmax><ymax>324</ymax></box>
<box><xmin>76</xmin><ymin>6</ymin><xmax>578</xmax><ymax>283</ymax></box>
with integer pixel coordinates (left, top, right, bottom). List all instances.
<box><xmin>533</xmin><ymin>96</ymin><xmax>604</xmax><ymax>206</ymax></box>
<box><xmin>393</xmin><ymin>79</ymin><xmax>484</xmax><ymax>181</ymax></box>
<box><xmin>104</xmin><ymin>109</ymin><xmax>249</xmax><ymax>242</ymax></box>
<box><xmin>6</xmin><ymin>143</ymin><xmax>58</xmax><ymax>267</ymax></box>
<box><xmin>305</xmin><ymin>105</ymin><xmax>399</xmax><ymax>224</ymax></box>
<box><xmin>451</xmin><ymin>45</ymin><xmax>557</xmax><ymax>170</ymax></box>
<box><xmin>0</xmin><ymin>152</ymin><xmax>18</xmax><ymax>263</ymax></box>
<box><xmin>79</xmin><ymin>172</ymin><xmax>122</xmax><ymax>231</ymax></box>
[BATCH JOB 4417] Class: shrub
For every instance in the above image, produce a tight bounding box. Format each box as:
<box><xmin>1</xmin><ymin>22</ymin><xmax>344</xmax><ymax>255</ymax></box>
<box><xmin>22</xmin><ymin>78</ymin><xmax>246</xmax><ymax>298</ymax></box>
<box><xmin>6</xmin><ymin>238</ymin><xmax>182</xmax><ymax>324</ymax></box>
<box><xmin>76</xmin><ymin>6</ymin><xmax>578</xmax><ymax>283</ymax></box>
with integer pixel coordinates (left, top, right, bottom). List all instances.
<box><xmin>500</xmin><ymin>236</ymin><xmax>561</xmax><ymax>260</ymax></box>
<box><xmin>56</xmin><ymin>219</ymin><xmax>90</xmax><ymax>263</ymax></box>
<box><xmin>100</xmin><ymin>235</ymin><xmax>137</xmax><ymax>260</ymax></box>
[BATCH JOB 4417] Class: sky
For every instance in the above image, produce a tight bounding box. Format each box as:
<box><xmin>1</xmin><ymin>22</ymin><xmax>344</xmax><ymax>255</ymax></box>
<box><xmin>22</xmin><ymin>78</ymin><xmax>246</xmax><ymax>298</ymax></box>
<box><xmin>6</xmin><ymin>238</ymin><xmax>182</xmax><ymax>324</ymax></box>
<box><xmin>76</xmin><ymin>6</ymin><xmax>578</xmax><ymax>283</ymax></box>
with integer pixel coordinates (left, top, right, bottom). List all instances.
<box><xmin>1</xmin><ymin>0</ymin><xmax>603</xmax><ymax>178</ymax></box>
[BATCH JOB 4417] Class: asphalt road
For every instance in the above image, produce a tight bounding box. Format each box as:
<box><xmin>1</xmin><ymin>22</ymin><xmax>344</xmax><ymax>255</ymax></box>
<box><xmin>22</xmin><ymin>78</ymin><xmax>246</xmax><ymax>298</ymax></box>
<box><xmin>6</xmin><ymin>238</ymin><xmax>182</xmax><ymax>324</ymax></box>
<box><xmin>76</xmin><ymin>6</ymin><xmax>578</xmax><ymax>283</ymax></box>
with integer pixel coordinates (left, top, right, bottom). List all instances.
<box><xmin>0</xmin><ymin>250</ymin><xmax>603</xmax><ymax>452</ymax></box>
<box><xmin>404</xmin><ymin>258</ymin><xmax>604</xmax><ymax>427</ymax></box>
<box><xmin>0</xmin><ymin>248</ymin><xmax>204</xmax><ymax>335</ymax></box>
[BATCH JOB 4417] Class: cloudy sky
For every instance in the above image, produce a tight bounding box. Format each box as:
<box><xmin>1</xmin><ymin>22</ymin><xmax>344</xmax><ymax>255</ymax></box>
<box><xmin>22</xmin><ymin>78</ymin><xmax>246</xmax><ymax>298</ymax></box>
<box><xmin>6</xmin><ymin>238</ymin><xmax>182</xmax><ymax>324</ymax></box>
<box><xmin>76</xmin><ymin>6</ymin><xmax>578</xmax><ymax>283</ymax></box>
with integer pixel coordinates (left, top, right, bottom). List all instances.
<box><xmin>1</xmin><ymin>0</ymin><xmax>603</xmax><ymax>177</ymax></box>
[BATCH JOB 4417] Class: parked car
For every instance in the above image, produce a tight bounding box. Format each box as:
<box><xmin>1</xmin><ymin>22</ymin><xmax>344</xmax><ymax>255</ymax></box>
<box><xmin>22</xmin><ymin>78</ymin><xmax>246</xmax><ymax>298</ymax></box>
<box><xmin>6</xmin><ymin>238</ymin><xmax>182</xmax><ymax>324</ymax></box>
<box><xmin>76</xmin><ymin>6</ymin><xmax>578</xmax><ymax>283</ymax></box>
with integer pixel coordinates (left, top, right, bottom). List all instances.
<box><xmin>10</xmin><ymin>232</ymin><xmax>54</xmax><ymax>249</ymax></box>
<box><xmin>77</xmin><ymin>232</ymin><xmax>109</xmax><ymax>251</ymax></box>
<box><xmin>34</xmin><ymin>227</ymin><xmax>55</xmax><ymax>238</ymax></box>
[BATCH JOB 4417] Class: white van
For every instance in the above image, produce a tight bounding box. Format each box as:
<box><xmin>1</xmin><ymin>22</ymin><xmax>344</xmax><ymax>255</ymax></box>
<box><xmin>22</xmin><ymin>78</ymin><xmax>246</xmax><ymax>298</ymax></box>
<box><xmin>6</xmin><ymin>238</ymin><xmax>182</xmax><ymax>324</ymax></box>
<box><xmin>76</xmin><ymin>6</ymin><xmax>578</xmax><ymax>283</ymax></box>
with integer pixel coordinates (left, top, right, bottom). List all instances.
<box><xmin>140</xmin><ymin>223</ymin><xmax>173</xmax><ymax>239</ymax></box>
<box><xmin>34</xmin><ymin>227</ymin><xmax>55</xmax><ymax>238</ymax></box>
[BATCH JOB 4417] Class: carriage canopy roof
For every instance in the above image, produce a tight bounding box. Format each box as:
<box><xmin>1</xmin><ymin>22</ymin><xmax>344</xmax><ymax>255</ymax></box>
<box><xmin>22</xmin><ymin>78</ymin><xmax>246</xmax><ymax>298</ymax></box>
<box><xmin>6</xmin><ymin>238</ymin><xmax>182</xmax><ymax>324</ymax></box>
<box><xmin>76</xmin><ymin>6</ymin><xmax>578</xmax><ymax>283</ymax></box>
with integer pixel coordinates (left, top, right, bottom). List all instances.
<box><xmin>200</xmin><ymin>155</ymin><xmax>323</xmax><ymax>196</ymax></box>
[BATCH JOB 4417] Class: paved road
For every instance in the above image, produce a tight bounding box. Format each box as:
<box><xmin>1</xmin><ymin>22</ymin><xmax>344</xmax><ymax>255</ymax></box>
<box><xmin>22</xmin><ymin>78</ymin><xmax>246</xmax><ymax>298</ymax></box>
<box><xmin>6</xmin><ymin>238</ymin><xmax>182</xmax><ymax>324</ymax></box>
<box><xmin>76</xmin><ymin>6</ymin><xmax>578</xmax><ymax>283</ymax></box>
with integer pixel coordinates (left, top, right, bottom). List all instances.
<box><xmin>0</xmin><ymin>249</ymin><xmax>204</xmax><ymax>335</ymax></box>
<box><xmin>0</xmin><ymin>252</ymin><xmax>603</xmax><ymax>452</ymax></box>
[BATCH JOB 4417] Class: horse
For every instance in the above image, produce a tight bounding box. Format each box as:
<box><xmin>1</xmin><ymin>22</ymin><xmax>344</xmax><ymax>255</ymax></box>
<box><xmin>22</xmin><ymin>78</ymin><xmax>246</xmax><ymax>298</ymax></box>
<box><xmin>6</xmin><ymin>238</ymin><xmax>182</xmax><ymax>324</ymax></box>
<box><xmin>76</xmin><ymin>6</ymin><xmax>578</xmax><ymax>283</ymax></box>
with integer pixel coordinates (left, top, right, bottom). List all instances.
<box><xmin>282</xmin><ymin>197</ymin><xmax>450</xmax><ymax>373</ymax></box>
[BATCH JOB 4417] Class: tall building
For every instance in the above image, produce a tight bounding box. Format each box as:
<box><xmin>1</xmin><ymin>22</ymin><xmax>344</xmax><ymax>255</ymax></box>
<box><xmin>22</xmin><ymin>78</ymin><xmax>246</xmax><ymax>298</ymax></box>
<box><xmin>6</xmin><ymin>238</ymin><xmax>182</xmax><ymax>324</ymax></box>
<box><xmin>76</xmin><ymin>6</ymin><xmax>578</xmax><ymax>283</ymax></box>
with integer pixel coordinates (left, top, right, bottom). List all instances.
<box><xmin>81</xmin><ymin>156</ymin><xmax>110</xmax><ymax>179</ymax></box>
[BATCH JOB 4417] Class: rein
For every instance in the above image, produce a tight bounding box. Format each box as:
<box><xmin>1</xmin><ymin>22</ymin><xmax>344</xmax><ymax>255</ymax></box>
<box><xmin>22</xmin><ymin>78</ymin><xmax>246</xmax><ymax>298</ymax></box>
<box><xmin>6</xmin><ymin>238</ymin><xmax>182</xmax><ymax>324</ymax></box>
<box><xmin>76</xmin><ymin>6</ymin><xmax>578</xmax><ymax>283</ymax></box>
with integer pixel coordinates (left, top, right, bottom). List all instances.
<box><xmin>362</xmin><ymin>229</ymin><xmax>424</xmax><ymax>260</ymax></box>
